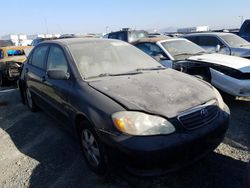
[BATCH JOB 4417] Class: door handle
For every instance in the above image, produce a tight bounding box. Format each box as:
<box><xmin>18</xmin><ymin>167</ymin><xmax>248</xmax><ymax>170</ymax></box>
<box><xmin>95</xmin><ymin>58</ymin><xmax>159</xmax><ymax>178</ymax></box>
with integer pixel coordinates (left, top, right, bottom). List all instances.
<box><xmin>42</xmin><ymin>76</ymin><xmax>46</xmax><ymax>82</ymax></box>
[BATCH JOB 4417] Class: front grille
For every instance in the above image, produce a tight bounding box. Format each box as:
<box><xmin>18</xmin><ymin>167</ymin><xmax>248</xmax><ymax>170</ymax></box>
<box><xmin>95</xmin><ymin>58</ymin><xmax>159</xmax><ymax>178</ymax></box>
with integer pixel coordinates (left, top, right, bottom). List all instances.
<box><xmin>178</xmin><ymin>101</ymin><xmax>219</xmax><ymax>130</ymax></box>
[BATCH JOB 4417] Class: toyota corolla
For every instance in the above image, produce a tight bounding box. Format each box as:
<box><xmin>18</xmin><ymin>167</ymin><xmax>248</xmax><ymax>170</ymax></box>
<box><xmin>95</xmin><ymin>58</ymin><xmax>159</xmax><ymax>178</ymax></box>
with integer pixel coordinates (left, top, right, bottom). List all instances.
<box><xmin>19</xmin><ymin>38</ymin><xmax>230</xmax><ymax>175</ymax></box>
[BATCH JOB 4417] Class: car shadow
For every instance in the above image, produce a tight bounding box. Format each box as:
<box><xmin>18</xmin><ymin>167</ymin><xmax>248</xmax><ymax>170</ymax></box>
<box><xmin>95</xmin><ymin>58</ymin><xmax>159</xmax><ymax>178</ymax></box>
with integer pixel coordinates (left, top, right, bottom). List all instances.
<box><xmin>224</xmin><ymin>98</ymin><xmax>250</xmax><ymax>151</ymax></box>
<box><xmin>109</xmin><ymin>152</ymin><xmax>248</xmax><ymax>188</ymax></box>
<box><xmin>0</xmin><ymin>90</ymin><xmax>249</xmax><ymax>187</ymax></box>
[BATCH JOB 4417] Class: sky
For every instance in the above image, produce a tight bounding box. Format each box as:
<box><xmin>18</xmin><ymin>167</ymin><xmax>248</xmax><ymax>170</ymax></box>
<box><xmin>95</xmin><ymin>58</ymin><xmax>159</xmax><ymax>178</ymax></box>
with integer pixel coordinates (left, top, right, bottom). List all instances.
<box><xmin>1</xmin><ymin>0</ymin><xmax>250</xmax><ymax>37</ymax></box>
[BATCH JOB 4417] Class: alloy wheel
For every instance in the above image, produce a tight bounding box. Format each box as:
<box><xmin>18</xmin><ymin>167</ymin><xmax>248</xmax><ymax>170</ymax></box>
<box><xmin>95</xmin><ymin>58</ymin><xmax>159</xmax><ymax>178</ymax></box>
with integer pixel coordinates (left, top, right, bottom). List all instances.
<box><xmin>81</xmin><ymin>129</ymin><xmax>101</xmax><ymax>167</ymax></box>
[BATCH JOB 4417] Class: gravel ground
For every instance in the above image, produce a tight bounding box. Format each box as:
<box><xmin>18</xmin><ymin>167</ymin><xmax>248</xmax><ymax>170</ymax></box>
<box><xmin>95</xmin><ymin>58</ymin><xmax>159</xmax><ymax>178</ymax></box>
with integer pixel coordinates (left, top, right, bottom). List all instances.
<box><xmin>0</xmin><ymin>86</ymin><xmax>249</xmax><ymax>188</ymax></box>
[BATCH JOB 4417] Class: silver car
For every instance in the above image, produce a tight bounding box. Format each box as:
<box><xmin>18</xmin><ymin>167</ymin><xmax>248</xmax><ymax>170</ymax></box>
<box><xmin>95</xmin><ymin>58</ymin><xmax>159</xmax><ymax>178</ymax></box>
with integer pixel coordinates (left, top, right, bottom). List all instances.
<box><xmin>183</xmin><ymin>32</ymin><xmax>250</xmax><ymax>59</ymax></box>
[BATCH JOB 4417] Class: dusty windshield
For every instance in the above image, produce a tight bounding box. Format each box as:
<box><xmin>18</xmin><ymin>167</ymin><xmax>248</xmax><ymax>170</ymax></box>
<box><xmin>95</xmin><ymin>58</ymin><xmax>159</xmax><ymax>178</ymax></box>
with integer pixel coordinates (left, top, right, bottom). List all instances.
<box><xmin>220</xmin><ymin>34</ymin><xmax>250</xmax><ymax>47</ymax></box>
<box><xmin>69</xmin><ymin>40</ymin><xmax>161</xmax><ymax>79</ymax></box>
<box><xmin>161</xmin><ymin>40</ymin><xmax>206</xmax><ymax>60</ymax></box>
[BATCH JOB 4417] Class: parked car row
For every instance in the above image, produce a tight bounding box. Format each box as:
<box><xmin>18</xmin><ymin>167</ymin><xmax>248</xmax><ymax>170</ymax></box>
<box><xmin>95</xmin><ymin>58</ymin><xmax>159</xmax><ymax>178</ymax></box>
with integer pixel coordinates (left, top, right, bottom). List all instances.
<box><xmin>133</xmin><ymin>37</ymin><xmax>250</xmax><ymax>98</ymax></box>
<box><xmin>0</xmin><ymin>46</ymin><xmax>32</xmax><ymax>86</ymax></box>
<box><xmin>18</xmin><ymin>38</ymin><xmax>230</xmax><ymax>175</ymax></box>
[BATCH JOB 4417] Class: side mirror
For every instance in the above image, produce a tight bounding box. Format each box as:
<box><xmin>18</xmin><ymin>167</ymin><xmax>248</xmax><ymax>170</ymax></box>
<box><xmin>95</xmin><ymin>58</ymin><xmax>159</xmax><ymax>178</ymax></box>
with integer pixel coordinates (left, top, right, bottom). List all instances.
<box><xmin>215</xmin><ymin>44</ymin><xmax>221</xmax><ymax>52</ymax></box>
<box><xmin>47</xmin><ymin>69</ymin><xmax>69</xmax><ymax>80</ymax></box>
<box><xmin>153</xmin><ymin>54</ymin><xmax>167</xmax><ymax>61</ymax></box>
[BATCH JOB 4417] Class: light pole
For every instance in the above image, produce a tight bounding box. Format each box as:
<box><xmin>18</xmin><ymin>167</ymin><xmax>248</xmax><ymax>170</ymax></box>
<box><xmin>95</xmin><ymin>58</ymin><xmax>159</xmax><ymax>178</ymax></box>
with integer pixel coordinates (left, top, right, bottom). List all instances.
<box><xmin>239</xmin><ymin>16</ymin><xmax>244</xmax><ymax>26</ymax></box>
<box><xmin>106</xmin><ymin>26</ymin><xmax>109</xmax><ymax>34</ymax></box>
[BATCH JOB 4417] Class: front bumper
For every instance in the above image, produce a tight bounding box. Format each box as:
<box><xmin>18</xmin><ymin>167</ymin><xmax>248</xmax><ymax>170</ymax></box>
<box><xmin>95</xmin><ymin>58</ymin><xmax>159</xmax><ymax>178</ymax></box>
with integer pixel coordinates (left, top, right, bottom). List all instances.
<box><xmin>99</xmin><ymin>106</ymin><xmax>230</xmax><ymax>175</ymax></box>
<box><xmin>210</xmin><ymin>68</ymin><xmax>250</xmax><ymax>97</ymax></box>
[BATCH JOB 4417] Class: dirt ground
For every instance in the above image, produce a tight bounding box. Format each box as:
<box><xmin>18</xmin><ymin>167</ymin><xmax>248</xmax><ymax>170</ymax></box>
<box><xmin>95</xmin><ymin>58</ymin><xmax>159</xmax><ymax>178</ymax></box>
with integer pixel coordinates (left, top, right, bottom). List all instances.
<box><xmin>0</xmin><ymin>86</ymin><xmax>249</xmax><ymax>188</ymax></box>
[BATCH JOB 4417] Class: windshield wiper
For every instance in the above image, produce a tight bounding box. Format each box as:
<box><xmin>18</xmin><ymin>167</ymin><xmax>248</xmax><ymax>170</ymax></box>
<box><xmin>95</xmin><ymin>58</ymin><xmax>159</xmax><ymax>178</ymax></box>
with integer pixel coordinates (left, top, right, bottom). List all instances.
<box><xmin>240</xmin><ymin>44</ymin><xmax>250</xmax><ymax>47</ymax></box>
<box><xmin>86</xmin><ymin>71</ymin><xmax>142</xmax><ymax>79</ymax></box>
<box><xmin>193</xmin><ymin>51</ymin><xmax>207</xmax><ymax>55</ymax></box>
<box><xmin>135</xmin><ymin>66</ymin><xmax>166</xmax><ymax>71</ymax></box>
<box><xmin>175</xmin><ymin>51</ymin><xmax>207</xmax><ymax>57</ymax></box>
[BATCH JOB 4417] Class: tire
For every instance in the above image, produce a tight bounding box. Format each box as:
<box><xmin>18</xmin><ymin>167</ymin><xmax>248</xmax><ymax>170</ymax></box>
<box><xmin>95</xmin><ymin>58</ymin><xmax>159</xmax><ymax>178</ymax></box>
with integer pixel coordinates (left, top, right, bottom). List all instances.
<box><xmin>0</xmin><ymin>72</ymin><xmax>5</xmax><ymax>87</ymax></box>
<box><xmin>25</xmin><ymin>87</ymin><xmax>38</xmax><ymax>112</ymax></box>
<box><xmin>79</xmin><ymin>121</ymin><xmax>107</xmax><ymax>175</ymax></box>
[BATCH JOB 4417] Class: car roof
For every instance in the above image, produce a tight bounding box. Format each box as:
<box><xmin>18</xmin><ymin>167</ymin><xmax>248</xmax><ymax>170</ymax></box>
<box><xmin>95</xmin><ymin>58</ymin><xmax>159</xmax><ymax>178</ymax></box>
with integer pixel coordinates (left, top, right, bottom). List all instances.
<box><xmin>183</xmin><ymin>32</ymin><xmax>235</xmax><ymax>37</ymax></box>
<box><xmin>39</xmin><ymin>38</ymin><xmax>127</xmax><ymax>46</ymax></box>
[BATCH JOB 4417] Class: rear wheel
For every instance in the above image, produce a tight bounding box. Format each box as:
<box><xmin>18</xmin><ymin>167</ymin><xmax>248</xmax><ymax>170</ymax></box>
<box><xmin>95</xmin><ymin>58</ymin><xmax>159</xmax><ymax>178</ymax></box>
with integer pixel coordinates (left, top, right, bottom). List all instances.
<box><xmin>79</xmin><ymin>121</ymin><xmax>107</xmax><ymax>175</ymax></box>
<box><xmin>25</xmin><ymin>87</ymin><xmax>38</xmax><ymax>112</ymax></box>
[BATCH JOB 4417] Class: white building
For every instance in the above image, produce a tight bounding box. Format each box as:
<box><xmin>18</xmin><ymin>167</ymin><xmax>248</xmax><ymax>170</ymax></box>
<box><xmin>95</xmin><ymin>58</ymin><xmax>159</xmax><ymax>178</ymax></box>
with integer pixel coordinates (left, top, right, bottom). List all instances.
<box><xmin>177</xmin><ymin>26</ymin><xmax>210</xmax><ymax>34</ymax></box>
<box><xmin>27</xmin><ymin>34</ymin><xmax>61</xmax><ymax>40</ymax></box>
<box><xmin>1</xmin><ymin>33</ymin><xmax>61</xmax><ymax>46</ymax></box>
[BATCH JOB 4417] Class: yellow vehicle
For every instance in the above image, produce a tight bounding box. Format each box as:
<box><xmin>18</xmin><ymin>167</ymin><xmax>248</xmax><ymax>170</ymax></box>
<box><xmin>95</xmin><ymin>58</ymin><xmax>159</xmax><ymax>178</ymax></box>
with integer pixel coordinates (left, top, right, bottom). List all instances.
<box><xmin>0</xmin><ymin>46</ymin><xmax>32</xmax><ymax>86</ymax></box>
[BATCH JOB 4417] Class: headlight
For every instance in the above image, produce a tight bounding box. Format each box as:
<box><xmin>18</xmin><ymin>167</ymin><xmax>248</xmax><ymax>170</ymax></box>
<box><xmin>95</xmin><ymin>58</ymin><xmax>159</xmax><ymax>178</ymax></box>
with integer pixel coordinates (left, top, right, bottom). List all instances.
<box><xmin>112</xmin><ymin>111</ymin><xmax>175</xmax><ymax>136</ymax></box>
<box><xmin>213</xmin><ymin>87</ymin><xmax>225</xmax><ymax>109</ymax></box>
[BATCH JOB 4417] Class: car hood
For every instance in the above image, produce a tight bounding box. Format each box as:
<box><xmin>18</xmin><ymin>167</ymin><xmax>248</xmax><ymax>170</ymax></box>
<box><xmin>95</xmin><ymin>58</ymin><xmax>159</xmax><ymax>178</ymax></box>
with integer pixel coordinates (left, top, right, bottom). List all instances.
<box><xmin>88</xmin><ymin>69</ymin><xmax>216</xmax><ymax>118</ymax></box>
<box><xmin>188</xmin><ymin>53</ymin><xmax>250</xmax><ymax>73</ymax></box>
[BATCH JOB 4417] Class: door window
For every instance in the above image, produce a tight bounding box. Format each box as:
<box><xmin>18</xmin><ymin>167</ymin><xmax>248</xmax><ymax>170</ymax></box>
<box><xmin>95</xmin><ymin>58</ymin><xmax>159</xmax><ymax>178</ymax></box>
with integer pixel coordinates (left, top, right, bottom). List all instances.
<box><xmin>47</xmin><ymin>46</ymin><xmax>68</xmax><ymax>73</ymax></box>
<box><xmin>197</xmin><ymin>36</ymin><xmax>221</xmax><ymax>47</ymax></box>
<box><xmin>31</xmin><ymin>46</ymin><xmax>48</xmax><ymax>69</ymax></box>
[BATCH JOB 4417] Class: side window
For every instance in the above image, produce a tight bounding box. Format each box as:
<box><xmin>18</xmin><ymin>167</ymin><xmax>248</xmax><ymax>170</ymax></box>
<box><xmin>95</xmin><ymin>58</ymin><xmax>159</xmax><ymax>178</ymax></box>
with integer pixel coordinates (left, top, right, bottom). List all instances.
<box><xmin>31</xmin><ymin>46</ymin><xmax>48</xmax><ymax>69</ymax></box>
<box><xmin>47</xmin><ymin>46</ymin><xmax>68</xmax><ymax>73</ymax></box>
<box><xmin>244</xmin><ymin>22</ymin><xmax>250</xmax><ymax>33</ymax></box>
<box><xmin>185</xmin><ymin>36</ymin><xmax>198</xmax><ymax>44</ymax></box>
<box><xmin>108</xmin><ymin>33</ymin><xmax>117</xmax><ymax>39</ymax></box>
<box><xmin>136</xmin><ymin>43</ymin><xmax>152</xmax><ymax>56</ymax></box>
<box><xmin>198</xmin><ymin>36</ymin><xmax>221</xmax><ymax>46</ymax></box>
<box><xmin>116</xmin><ymin>32</ymin><xmax>127</xmax><ymax>41</ymax></box>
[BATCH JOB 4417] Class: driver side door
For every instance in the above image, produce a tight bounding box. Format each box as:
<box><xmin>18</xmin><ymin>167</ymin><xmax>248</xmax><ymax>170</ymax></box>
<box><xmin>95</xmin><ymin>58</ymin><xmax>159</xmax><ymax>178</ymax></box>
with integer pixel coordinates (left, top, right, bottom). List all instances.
<box><xmin>43</xmin><ymin>45</ymin><xmax>72</xmax><ymax>123</ymax></box>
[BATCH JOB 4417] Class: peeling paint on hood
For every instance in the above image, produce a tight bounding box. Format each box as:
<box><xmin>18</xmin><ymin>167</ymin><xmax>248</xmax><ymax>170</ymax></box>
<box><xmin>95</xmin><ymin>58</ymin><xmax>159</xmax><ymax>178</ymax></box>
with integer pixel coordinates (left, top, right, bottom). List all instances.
<box><xmin>89</xmin><ymin>69</ymin><xmax>216</xmax><ymax>118</ymax></box>
<box><xmin>188</xmin><ymin>54</ymin><xmax>250</xmax><ymax>73</ymax></box>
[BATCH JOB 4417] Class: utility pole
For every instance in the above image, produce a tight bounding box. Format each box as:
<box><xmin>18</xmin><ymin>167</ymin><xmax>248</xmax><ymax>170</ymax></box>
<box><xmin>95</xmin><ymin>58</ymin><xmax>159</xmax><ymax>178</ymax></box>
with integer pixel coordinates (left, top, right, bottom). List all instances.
<box><xmin>239</xmin><ymin>16</ymin><xmax>244</xmax><ymax>27</ymax></box>
<box><xmin>44</xmin><ymin>17</ymin><xmax>49</xmax><ymax>34</ymax></box>
<box><xmin>106</xmin><ymin>26</ymin><xmax>109</xmax><ymax>34</ymax></box>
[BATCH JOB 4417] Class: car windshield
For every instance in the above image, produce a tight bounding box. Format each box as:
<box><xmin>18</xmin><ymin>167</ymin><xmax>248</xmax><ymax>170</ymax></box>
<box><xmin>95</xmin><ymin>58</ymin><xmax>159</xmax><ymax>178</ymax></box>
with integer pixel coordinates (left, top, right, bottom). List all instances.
<box><xmin>128</xmin><ymin>31</ymin><xmax>148</xmax><ymax>43</ymax></box>
<box><xmin>161</xmin><ymin>40</ymin><xmax>206</xmax><ymax>60</ymax></box>
<box><xmin>220</xmin><ymin>34</ymin><xmax>250</xmax><ymax>47</ymax></box>
<box><xmin>69</xmin><ymin>40</ymin><xmax>161</xmax><ymax>79</ymax></box>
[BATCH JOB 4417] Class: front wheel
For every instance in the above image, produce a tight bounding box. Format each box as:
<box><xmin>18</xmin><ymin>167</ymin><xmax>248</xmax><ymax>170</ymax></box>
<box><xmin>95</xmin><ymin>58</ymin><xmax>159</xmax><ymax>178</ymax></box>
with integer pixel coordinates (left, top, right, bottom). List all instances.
<box><xmin>79</xmin><ymin>121</ymin><xmax>107</xmax><ymax>175</ymax></box>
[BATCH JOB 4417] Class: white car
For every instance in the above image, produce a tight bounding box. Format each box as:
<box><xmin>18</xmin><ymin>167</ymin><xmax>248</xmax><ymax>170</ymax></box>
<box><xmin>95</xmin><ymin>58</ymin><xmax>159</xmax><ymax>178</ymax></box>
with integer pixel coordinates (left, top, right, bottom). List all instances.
<box><xmin>134</xmin><ymin>37</ymin><xmax>250</xmax><ymax>97</ymax></box>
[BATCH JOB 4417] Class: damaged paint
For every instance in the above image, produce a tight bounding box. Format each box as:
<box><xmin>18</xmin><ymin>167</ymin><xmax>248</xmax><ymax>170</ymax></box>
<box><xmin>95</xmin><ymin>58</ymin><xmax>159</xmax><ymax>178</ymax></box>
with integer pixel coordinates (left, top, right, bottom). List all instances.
<box><xmin>0</xmin><ymin>46</ymin><xmax>32</xmax><ymax>85</ymax></box>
